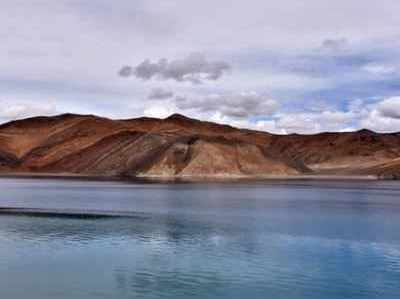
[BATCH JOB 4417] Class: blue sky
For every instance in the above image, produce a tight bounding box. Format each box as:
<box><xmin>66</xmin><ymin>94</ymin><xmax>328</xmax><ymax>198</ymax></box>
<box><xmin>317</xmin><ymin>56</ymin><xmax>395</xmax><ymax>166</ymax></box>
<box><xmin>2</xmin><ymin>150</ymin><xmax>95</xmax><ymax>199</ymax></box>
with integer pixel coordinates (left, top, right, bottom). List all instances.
<box><xmin>1</xmin><ymin>0</ymin><xmax>400</xmax><ymax>133</ymax></box>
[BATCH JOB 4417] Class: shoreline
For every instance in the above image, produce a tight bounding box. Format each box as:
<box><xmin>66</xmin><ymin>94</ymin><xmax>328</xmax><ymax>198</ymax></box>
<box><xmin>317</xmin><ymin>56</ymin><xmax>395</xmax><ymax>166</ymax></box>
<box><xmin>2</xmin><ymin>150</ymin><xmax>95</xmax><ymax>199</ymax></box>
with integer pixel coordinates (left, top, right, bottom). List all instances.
<box><xmin>0</xmin><ymin>172</ymin><xmax>382</xmax><ymax>183</ymax></box>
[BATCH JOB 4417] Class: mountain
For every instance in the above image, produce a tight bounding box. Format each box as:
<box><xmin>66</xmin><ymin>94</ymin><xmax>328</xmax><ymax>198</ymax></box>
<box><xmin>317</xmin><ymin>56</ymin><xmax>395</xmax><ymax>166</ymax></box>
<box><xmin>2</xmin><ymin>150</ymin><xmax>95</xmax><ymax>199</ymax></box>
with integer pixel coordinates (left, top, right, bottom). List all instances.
<box><xmin>1</xmin><ymin>113</ymin><xmax>400</xmax><ymax>179</ymax></box>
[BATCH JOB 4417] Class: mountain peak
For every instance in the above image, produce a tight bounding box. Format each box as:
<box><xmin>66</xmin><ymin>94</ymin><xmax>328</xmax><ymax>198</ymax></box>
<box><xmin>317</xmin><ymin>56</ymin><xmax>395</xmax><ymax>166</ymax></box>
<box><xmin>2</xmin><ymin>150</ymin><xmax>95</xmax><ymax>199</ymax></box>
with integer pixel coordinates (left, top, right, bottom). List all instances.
<box><xmin>164</xmin><ymin>113</ymin><xmax>199</xmax><ymax>124</ymax></box>
<box><xmin>356</xmin><ymin>129</ymin><xmax>377</xmax><ymax>135</ymax></box>
<box><xmin>165</xmin><ymin>113</ymin><xmax>192</xmax><ymax>120</ymax></box>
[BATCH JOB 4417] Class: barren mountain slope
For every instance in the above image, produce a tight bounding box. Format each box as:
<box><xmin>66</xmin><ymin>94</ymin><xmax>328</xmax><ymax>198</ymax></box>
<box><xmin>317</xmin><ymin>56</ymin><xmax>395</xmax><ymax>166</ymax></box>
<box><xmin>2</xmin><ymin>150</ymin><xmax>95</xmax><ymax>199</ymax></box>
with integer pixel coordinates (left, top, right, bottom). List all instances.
<box><xmin>265</xmin><ymin>130</ymin><xmax>400</xmax><ymax>173</ymax></box>
<box><xmin>0</xmin><ymin>113</ymin><xmax>400</xmax><ymax>178</ymax></box>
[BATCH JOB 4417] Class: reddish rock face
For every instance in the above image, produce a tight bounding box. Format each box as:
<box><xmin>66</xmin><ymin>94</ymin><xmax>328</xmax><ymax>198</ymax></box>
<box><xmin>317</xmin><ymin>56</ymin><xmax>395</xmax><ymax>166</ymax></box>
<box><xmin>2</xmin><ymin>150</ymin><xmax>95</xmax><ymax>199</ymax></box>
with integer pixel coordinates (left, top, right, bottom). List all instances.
<box><xmin>1</xmin><ymin>113</ymin><xmax>400</xmax><ymax>178</ymax></box>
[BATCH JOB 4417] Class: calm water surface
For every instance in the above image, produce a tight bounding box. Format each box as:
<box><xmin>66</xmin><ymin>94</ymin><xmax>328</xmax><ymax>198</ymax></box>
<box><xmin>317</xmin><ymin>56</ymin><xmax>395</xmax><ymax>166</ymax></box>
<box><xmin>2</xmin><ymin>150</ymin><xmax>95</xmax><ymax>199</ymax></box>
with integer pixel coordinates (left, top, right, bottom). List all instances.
<box><xmin>0</xmin><ymin>178</ymin><xmax>400</xmax><ymax>298</ymax></box>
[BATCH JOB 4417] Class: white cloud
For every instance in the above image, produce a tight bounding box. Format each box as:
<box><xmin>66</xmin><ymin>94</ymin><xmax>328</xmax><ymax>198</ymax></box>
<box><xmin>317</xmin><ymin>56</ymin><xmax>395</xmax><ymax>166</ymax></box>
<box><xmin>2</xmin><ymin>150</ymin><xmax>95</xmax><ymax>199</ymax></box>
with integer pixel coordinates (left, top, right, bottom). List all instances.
<box><xmin>143</xmin><ymin>105</ymin><xmax>174</xmax><ymax>119</ymax></box>
<box><xmin>204</xmin><ymin>109</ymin><xmax>356</xmax><ymax>135</ymax></box>
<box><xmin>376</xmin><ymin>97</ymin><xmax>400</xmax><ymax>119</ymax></box>
<box><xmin>0</xmin><ymin>99</ymin><xmax>57</xmax><ymax>123</ymax></box>
<box><xmin>205</xmin><ymin>113</ymin><xmax>285</xmax><ymax>134</ymax></box>
<box><xmin>354</xmin><ymin>97</ymin><xmax>400</xmax><ymax>132</ymax></box>
<box><xmin>272</xmin><ymin>111</ymin><xmax>355</xmax><ymax>134</ymax></box>
<box><xmin>360</xmin><ymin>110</ymin><xmax>400</xmax><ymax>132</ymax></box>
<box><xmin>362</xmin><ymin>63</ymin><xmax>396</xmax><ymax>75</ymax></box>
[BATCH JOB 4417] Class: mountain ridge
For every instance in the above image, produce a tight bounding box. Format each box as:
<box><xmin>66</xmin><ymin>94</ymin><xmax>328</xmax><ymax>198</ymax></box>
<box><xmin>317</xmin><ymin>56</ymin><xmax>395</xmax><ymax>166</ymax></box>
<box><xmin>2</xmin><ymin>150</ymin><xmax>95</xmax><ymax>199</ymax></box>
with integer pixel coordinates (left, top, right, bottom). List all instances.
<box><xmin>1</xmin><ymin>113</ymin><xmax>400</xmax><ymax>179</ymax></box>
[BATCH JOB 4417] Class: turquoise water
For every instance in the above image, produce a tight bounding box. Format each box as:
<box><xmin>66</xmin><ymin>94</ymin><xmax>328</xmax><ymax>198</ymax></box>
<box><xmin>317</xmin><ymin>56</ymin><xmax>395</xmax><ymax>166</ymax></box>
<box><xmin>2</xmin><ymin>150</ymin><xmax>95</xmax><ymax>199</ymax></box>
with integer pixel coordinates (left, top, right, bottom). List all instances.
<box><xmin>0</xmin><ymin>178</ymin><xmax>400</xmax><ymax>298</ymax></box>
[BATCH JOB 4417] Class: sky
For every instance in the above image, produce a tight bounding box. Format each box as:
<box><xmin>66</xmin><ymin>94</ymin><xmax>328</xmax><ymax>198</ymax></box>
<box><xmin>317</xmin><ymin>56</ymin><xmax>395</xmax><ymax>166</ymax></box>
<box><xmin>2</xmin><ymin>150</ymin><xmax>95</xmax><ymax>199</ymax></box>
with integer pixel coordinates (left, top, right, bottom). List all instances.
<box><xmin>1</xmin><ymin>0</ymin><xmax>400</xmax><ymax>133</ymax></box>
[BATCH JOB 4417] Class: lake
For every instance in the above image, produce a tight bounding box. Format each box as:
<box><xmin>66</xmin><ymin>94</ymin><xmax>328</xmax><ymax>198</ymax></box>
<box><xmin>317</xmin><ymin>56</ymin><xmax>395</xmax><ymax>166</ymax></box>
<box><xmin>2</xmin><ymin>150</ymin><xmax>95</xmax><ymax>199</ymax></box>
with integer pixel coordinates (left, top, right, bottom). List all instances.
<box><xmin>0</xmin><ymin>178</ymin><xmax>400</xmax><ymax>298</ymax></box>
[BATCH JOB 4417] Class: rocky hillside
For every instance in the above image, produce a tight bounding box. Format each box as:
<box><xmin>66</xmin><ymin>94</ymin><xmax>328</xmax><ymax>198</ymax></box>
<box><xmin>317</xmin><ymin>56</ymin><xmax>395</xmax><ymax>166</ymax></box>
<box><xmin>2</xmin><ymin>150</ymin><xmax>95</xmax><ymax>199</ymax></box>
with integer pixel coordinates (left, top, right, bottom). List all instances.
<box><xmin>1</xmin><ymin>113</ymin><xmax>400</xmax><ymax>179</ymax></box>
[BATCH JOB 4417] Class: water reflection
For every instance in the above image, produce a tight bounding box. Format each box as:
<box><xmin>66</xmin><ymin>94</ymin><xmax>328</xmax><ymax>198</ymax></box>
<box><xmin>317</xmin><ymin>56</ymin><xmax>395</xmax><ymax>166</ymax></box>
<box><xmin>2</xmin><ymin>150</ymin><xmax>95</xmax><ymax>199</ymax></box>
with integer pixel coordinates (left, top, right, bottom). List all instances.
<box><xmin>1</xmin><ymin>179</ymin><xmax>400</xmax><ymax>298</ymax></box>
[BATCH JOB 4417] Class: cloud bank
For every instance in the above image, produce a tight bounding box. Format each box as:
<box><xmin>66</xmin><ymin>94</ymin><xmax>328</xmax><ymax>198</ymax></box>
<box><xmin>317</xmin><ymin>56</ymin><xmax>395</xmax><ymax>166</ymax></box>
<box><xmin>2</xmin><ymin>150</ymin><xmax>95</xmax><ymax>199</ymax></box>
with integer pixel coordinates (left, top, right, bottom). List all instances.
<box><xmin>173</xmin><ymin>92</ymin><xmax>278</xmax><ymax>119</ymax></box>
<box><xmin>2</xmin><ymin>0</ymin><xmax>400</xmax><ymax>134</ymax></box>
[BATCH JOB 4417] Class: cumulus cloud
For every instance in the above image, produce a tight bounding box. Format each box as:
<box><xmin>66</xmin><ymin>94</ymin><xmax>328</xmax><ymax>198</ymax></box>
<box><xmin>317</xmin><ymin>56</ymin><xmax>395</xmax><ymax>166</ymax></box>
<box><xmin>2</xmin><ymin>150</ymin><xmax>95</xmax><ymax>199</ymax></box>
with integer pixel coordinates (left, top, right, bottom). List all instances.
<box><xmin>341</xmin><ymin>96</ymin><xmax>400</xmax><ymax>133</ymax></box>
<box><xmin>173</xmin><ymin>92</ymin><xmax>278</xmax><ymax>119</ymax></box>
<box><xmin>148</xmin><ymin>88</ymin><xmax>174</xmax><ymax>100</ymax></box>
<box><xmin>376</xmin><ymin>97</ymin><xmax>400</xmax><ymax>119</ymax></box>
<box><xmin>120</xmin><ymin>53</ymin><xmax>231</xmax><ymax>84</ymax></box>
<box><xmin>292</xmin><ymin>97</ymin><xmax>400</xmax><ymax>133</ymax></box>
<box><xmin>274</xmin><ymin>110</ymin><xmax>355</xmax><ymax>134</ymax></box>
<box><xmin>205</xmin><ymin>109</ymin><xmax>357</xmax><ymax>135</ymax></box>
<box><xmin>360</xmin><ymin>110</ymin><xmax>400</xmax><ymax>132</ymax></box>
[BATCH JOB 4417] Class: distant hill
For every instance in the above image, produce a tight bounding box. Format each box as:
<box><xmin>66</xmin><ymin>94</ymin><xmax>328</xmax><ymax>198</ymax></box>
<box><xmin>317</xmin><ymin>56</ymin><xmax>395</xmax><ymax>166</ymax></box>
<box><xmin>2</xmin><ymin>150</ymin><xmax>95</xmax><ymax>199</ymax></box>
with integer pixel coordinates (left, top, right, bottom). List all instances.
<box><xmin>1</xmin><ymin>113</ymin><xmax>400</xmax><ymax>179</ymax></box>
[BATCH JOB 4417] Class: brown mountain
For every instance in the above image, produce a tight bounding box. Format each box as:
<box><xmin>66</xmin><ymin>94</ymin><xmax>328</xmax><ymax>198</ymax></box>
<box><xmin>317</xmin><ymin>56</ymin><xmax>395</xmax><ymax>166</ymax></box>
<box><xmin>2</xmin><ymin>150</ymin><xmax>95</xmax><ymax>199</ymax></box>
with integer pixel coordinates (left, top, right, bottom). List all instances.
<box><xmin>1</xmin><ymin>113</ymin><xmax>400</xmax><ymax>179</ymax></box>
